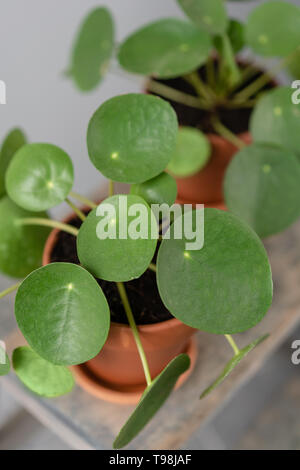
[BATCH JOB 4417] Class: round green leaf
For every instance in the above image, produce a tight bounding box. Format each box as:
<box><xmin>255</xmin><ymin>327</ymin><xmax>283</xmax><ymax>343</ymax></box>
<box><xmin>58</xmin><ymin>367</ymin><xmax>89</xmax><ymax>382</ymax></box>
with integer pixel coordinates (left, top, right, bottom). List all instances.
<box><xmin>87</xmin><ymin>94</ymin><xmax>178</xmax><ymax>184</ymax></box>
<box><xmin>130</xmin><ymin>173</ymin><xmax>177</xmax><ymax>207</ymax></box>
<box><xmin>13</xmin><ymin>347</ymin><xmax>75</xmax><ymax>398</ymax></box>
<box><xmin>15</xmin><ymin>263</ymin><xmax>110</xmax><ymax>365</ymax></box>
<box><xmin>0</xmin><ymin>345</ymin><xmax>10</xmax><ymax>376</ymax></box>
<box><xmin>0</xmin><ymin>128</ymin><xmax>27</xmax><ymax>197</ymax></box>
<box><xmin>6</xmin><ymin>143</ymin><xmax>74</xmax><ymax>212</ymax></box>
<box><xmin>70</xmin><ymin>7</ymin><xmax>114</xmax><ymax>91</ymax></box>
<box><xmin>200</xmin><ymin>334</ymin><xmax>268</xmax><ymax>398</ymax></box>
<box><xmin>177</xmin><ymin>0</ymin><xmax>228</xmax><ymax>35</ymax></box>
<box><xmin>0</xmin><ymin>196</ymin><xmax>50</xmax><ymax>279</ymax></box>
<box><xmin>114</xmin><ymin>354</ymin><xmax>190</xmax><ymax>449</ymax></box>
<box><xmin>157</xmin><ymin>209</ymin><xmax>273</xmax><ymax>334</ymax></box>
<box><xmin>77</xmin><ymin>195</ymin><xmax>158</xmax><ymax>282</ymax></box>
<box><xmin>224</xmin><ymin>143</ymin><xmax>300</xmax><ymax>238</ymax></box>
<box><xmin>167</xmin><ymin>127</ymin><xmax>210</xmax><ymax>177</ymax></box>
<box><xmin>246</xmin><ymin>1</ymin><xmax>300</xmax><ymax>57</ymax></box>
<box><xmin>250</xmin><ymin>87</ymin><xmax>300</xmax><ymax>156</ymax></box>
<box><xmin>118</xmin><ymin>19</ymin><xmax>212</xmax><ymax>79</ymax></box>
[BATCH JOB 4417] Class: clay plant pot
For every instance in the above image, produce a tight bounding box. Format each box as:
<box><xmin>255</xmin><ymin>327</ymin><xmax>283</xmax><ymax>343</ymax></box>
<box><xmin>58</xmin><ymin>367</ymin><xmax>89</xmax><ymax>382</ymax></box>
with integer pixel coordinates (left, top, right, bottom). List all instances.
<box><xmin>175</xmin><ymin>132</ymin><xmax>252</xmax><ymax>208</ymax></box>
<box><xmin>43</xmin><ymin>215</ymin><xmax>197</xmax><ymax>405</ymax></box>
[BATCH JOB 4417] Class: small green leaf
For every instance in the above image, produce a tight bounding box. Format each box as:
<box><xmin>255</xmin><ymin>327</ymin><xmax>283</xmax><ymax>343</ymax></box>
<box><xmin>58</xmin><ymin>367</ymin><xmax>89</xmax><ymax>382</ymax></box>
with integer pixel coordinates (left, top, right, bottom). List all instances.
<box><xmin>167</xmin><ymin>127</ymin><xmax>210</xmax><ymax>178</ymax></box>
<box><xmin>224</xmin><ymin>143</ymin><xmax>300</xmax><ymax>238</ymax></box>
<box><xmin>214</xmin><ymin>20</ymin><xmax>245</xmax><ymax>55</ymax></box>
<box><xmin>246</xmin><ymin>1</ymin><xmax>300</xmax><ymax>57</ymax></box>
<box><xmin>77</xmin><ymin>195</ymin><xmax>158</xmax><ymax>282</ymax></box>
<box><xmin>0</xmin><ymin>196</ymin><xmax>50</xmax><ymax>279</ymax></box>
<box><xmin>69</xmin><ymin>7</ymin><xmax>114</xmax><ymax>91</ymax></box>
<box><xmin>157</xmin><ymin>209</ymin><xmax>273</xmax><ymax>334</ymax></box>
<box><xmin>200</xmin><ymin>334</ymin><xmax>269</xmax><ymax>398</ymax></box>
<box><xmin>113</xmin><ymin>354</ymin><xmax>190</xmax><ymax>449</ymax></box>
<box><xmin>177</xmin><ymin>0</ymin><xmax>228</xmax><ymax>35</ymax></box>
<box><xmin>250</xmin><ymin>87</ymin><xmax>300</xmax><ymax>156</ymax></box>
<box><xmin>13</xmin><ymin>347</ymin><xmax>75</xmax><ymax>398</ymax></box>
<box><xmin>130</xmin><ymin>173</ymin><xmax>177</xmax><ymax>207</ymax></box>
<box><xmin>15</xmin><ymin>263</ymin><xmax>110</xmax><ymax>365</ymax></box>
<box><xmin>0</xmin><ymin>129</ymin><xmax>27</xmax><ymax>197</ymax></box>
<box><xmin>118</xmin><ymin>18</ymin><xmax>212</xmax><ymax>79</ymax></box>
<box><xmin>6</xmin><ymin>143</ymin><xmax>74</xmax><ymax>212</ymax></box>
<box><xmin>87</xmin><ymin>94</ymin><xmax>178</xmax><ymax>184</ymax></box>
<box><xmin>0</xmin><ymin>345</ymin><xmax>10</xmax><ymax>376</ymax></box>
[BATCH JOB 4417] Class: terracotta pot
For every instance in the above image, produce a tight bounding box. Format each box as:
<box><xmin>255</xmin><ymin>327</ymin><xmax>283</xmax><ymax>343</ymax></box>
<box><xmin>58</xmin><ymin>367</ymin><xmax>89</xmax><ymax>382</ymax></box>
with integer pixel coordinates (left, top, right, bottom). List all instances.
<box><xmin>43</xmin><ymin>215</ymin><xmax>197</xmax><ymax>404</ymax></box>
<box><xmin>175</xmin><ymin>132</ymin><xmax>252</xmax><ymax>207</ymax></box>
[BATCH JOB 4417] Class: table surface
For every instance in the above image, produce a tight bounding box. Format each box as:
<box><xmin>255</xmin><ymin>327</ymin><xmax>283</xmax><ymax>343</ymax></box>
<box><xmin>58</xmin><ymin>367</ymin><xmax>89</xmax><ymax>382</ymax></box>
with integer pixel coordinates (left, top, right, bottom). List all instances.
<box><xmin>1</xmin><ymin>209</ymin><xmax>300</xmax><ymax>450</ymax></box>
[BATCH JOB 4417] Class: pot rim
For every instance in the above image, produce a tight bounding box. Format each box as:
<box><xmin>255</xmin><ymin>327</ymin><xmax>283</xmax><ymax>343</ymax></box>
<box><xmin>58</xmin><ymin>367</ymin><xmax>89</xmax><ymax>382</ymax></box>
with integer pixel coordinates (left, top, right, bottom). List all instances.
<box><xmin>42</xmin><ymin>209</ymin><xmax>190</xmax><ymax>333</ymax></box>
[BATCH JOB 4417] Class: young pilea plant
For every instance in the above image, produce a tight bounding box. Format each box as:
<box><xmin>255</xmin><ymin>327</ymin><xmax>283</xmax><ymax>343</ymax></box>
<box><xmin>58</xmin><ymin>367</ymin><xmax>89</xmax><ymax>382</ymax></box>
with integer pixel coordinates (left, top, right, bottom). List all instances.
<box><xmin>0</xmin><ymin>93</ymin><xmax>273</xmax><ymax>449</ymax></box>
<box><xmin>68</xmin><ymin>0</ymin><xmax>300</xmax><ymax>238</ymax></box>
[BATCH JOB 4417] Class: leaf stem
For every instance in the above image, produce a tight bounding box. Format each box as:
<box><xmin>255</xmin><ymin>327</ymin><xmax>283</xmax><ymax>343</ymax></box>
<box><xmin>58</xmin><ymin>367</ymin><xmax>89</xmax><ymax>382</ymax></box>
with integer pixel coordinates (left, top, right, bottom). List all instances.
<box><xmin>147</xmin><ymin>79</ymin><xmax>210</xmax><ymax>110</ymax></box>
<box><xmin>211</xmin><ymin>115</ymin><xmax>246</xmax><ymax>149</ymax></box>
<box><xmin>65</xmin><ymin>198</ymin><xmax>86</xmax><ymax>222</ymax></box>
<box><xmin>233</xmin><ymin>48</ymin><xmax>300</xmax><ymax>103</ymax></box>
<box><xmin>69</xmin><ymin>191</ymin><xmax>97</xmax><ymax>210</ymax></box>
<box><xmin>148</xmin><ymin>263</ymin><xmax>157</xmax><ymax>273</ymax></box>
<box><xmin>17</xmin><ymin>218</ymin><xmax>79</xmax><ymax>237</ymax></box>
<box><xmin>109</xmin><ymin>180</ymin><xmax>114</xmax><ymax>198</ymax></box>
<box><xmin>225</xmin><ymin>334</ymin><xmax>240</xmax><ymax>356</ymax></box>
<box><xmin>116</xmin><ymin>282</ymin><xmax>152</xmax><ymax>387</ymax></box>
<box><xmin>0</xmin><ymin>282</ymin><xmax>21</xmax><ymax>300</ymax></box>
<box><xmin>184</xmin><ymin>72</ymin><xmax>216</xmax><ymax>103</ymax></box>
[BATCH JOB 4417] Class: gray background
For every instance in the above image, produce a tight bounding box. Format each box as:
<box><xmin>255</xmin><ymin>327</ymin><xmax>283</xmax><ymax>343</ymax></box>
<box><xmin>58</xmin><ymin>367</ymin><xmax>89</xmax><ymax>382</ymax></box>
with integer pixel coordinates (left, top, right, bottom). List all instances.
<box><xmin>0</xmin><ymin>0</ymin><xmax>278</xmax><ymax>216</ymax></box>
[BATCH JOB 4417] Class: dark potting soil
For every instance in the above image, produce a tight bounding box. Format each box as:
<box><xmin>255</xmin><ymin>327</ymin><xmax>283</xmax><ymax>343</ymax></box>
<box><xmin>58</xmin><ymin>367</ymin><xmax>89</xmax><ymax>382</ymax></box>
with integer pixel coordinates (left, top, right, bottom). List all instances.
<box><xmin>148</xmin><ymin>63</ymin><xmax>275</xmax><ymax>134</ymax></box>
<box><xmin>50</xmin><ymin>214</ymin><xmax>173</xmax><ymax>326</ymax></box>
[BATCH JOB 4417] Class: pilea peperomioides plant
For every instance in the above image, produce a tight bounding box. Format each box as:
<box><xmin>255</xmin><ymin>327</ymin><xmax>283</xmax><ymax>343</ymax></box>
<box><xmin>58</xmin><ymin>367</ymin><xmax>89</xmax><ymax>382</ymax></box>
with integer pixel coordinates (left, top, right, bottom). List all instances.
<box><xmin>0</xmin><ymin>93</ymin><xmax>273</xmax><ymax>449</ymax></box>
<box><xmin>67</xmin><ymin>0</ymin><xmax>300</xmax><ymax>239</ymax></box>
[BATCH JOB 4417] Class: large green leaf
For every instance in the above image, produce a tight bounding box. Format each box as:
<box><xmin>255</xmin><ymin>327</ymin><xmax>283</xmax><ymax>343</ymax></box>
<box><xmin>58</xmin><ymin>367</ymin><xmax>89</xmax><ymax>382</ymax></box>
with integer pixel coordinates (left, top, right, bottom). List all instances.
<box><xmin>224</xmin><ymin>143</ymin><xmax>300</xmax><ymax>238</ymax></box>
<box><xmin>177</xmin><ymin>0</ymin><xmax>228</xmax><ymax>35</ymax></box>
<box><xmin>246</xmin><ymin>1</ymin><xmax>300</xmax><ymax>57</ymax></box>
<box><xmin>6</xmin><ymin>143</ymin><xmax>74</xmax><ymax>212</ymax></box>
<box><xmin>15</xmin><ymin>263</ymin><xmax>110</xmax><ymax>365</ymax></box>
<box><xmin>250</xmin><ymin>87</ymin><xmax>300</xmax><ymax>156</ymax></box>
<box><xmin>69</xmin><ymin>7</ymin><xmax>114</xmax><ymax>91</ymax></box>
<box><xmin>288</xmin><ymin>49</ymin><xmax>300</xmax><ymax>78</ymax></box>
<box><xmin>87</xmin><ymin>94</ymin><xmax>178</xmax><ymax>183</ymax></box>
<box><xmin>77</xmin><ymin>195</ymin><xmax>158</xmax><ymax>282</ymax></box>
<box><xmin>200</xmin><ymin>334</ymin><xmax>268</xmax><ymax>398</ymax></box>
<box><xmin>13</xmin><ymin>347</ymin><xmax>75</xmax><ymax>397</ymax></box>
<box><xmin>167</xmin><ymin>127</ymin><xmax>210</xmax><ymax>177</ymax></box>
<box><xmin>157</xmin><ymin>209</ymin><xmax>273</xmax><ymax>334</ymax></box>
<box><xmin>0</xmin><ymin>345</ymin><xmax>10</xmax><ymax>376</ymax></box>
<box><xmin>0</xmin><ymin>129</ymin><xmax>27</xmax><ymax>197</ymax></box>
<box><xmin>114</xmin><ymin>354</ymin><xmax>190</xmax><ymax>449</ymax></box>
<box><xmin>130</xmin><ymin>172</ymin><xmax>177</xmax><ymax>207</ymax></box>
<box><xmin>0</xmin><ymin>197</ymin><xmax>50</xmax><ymax>279</ymax></box>
<box><xmin>118</xmin><ymin>18</ymin><xmax>212</xmax><ymax>79</ymax></box>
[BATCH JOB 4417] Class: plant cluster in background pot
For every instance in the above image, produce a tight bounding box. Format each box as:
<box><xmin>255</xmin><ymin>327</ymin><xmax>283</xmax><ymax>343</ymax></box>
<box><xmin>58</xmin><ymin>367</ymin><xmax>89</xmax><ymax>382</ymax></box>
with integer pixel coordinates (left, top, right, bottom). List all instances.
<box><xmin>0</xmin><ymin>91</ymin><xmax>273</xmax><ymax>448</ymax></box>
<box><xmin>68</xmin><ymin>0</ymin><xmax>300</xmax><ymax>238</ymax></box>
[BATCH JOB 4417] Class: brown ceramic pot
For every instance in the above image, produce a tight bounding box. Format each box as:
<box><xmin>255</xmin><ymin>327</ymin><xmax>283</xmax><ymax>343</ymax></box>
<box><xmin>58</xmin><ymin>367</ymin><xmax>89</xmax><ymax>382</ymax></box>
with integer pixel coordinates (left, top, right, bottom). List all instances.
<box><xmin>175</xmin><ymin>132</ymin><xmax>252</xmax><ymax>207</ymax></box>
<box><xmin>43</xmin><ymin>217</ymin><xmax>197</xmax><ymax>404</ymax></box>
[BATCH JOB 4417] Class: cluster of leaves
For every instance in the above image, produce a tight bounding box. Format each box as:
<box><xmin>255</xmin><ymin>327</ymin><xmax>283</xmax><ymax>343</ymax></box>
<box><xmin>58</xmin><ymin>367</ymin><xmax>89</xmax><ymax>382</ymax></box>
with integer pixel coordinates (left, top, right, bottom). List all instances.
<box><xmin>0</xmin><ymin>91</ymin><xmax>273</xmax><ymax>448</ymax></box>
<box><xmin>68</xmin><ymin>0</ymin><xmax>300</xmax><ymax>239</ymax></box>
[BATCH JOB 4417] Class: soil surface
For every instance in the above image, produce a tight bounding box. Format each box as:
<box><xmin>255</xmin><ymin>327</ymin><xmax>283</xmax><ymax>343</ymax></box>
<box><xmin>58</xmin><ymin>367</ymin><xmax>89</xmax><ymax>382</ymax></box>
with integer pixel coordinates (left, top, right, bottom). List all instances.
<box><xmin>50</xmin><ymin>214</ymin><xmax>173</xmax><ymax>325</ymax></box>
<box><xmin>148</xmin><ymin>62</ymin><xmax>275</xmax><ymax>134</ymax></box>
